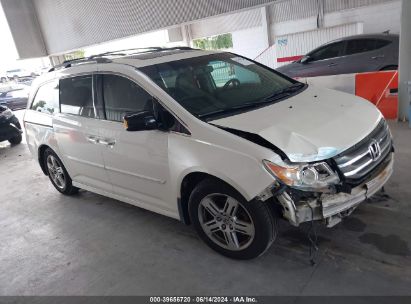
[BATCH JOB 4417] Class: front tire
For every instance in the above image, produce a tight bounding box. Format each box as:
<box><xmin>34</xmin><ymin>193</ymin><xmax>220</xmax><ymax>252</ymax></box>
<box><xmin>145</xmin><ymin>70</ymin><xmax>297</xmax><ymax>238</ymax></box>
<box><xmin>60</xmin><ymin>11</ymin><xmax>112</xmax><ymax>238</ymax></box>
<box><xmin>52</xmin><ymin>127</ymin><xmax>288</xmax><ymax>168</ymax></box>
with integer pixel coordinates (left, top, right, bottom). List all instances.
<box><xmin>8</xmin><ymin>133</ymin><xmax>22</xmax><ymax>145</ymax></box>
<box><xmin>44</xmin><ymin>148</ymin><xmax>79</xmax><ymax>195</ymax></box>
<box><xmin>189</xmin><ymin>179</ymin><xmax>277</xmax><ymax>259</ymax></box>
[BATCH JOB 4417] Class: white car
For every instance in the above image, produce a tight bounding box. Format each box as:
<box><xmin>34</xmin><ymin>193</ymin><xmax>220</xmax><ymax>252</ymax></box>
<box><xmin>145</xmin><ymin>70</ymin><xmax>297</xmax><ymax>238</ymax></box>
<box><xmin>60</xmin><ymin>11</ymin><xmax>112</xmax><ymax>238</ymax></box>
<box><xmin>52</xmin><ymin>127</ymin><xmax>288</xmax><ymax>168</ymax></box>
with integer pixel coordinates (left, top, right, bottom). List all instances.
<box><xmin>23</xmin><ymin>48</ymin><xmax>393</xmax><ymax>259</ymax></box>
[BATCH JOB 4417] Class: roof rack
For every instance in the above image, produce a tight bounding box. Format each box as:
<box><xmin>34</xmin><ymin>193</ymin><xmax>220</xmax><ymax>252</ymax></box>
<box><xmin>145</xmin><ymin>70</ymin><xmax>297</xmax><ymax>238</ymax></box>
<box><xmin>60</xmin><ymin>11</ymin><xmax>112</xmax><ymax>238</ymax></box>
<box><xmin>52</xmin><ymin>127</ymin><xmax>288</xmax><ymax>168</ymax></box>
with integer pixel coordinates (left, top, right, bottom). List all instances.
<box><xmin>48</xmin><ymin>46</ymin><xmax>197</xmax><ymax>72</ymax></box>
<box><xmin>48</xmin><ymin>57</ymin><xmax>112</xmax><ymax>72</ymax></box>
<box><xmin>89</xmin><ymin>46</ymin><xmax>195</xmax><ymax>59</ymax></box>
<box><xmin>89</xmin><ymin>47</ymin><xmax>163</xmax><ymax>59</ymax></box>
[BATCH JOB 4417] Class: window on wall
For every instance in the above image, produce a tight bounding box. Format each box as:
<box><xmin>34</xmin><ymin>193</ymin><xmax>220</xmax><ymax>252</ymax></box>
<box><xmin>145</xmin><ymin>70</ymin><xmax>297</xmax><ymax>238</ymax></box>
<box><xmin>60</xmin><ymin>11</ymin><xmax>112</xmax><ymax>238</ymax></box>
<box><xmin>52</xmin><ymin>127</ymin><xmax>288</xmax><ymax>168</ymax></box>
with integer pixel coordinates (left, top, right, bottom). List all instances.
<box><xmin>102</xmin><ymin>74</ymin><xmax>153</xmax><ymax>122</ymax></box>
<box><xmin>193</xmin><ymin>33</ymin><xmax>233</xmax><ymax>50</ymax></box>
<box><xmin>60</xmin><ymin>76</ymin><xmax>94</xmax><ymax>118</ymax></box>
<box><xmin>30</xmin><ymin>80</ymin><xmax>59</xmax><ymax>115</ymax></box>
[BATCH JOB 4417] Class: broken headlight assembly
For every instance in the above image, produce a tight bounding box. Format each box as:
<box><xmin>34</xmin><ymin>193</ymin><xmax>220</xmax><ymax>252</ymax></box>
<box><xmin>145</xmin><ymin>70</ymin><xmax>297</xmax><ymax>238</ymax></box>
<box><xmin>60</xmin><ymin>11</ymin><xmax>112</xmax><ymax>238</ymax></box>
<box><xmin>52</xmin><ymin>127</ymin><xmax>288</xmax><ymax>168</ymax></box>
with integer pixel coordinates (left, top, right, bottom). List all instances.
<box><xmin>263</xmin><ymin>159</ymin><xmax>340</xmax><ymax>191</ymax></box>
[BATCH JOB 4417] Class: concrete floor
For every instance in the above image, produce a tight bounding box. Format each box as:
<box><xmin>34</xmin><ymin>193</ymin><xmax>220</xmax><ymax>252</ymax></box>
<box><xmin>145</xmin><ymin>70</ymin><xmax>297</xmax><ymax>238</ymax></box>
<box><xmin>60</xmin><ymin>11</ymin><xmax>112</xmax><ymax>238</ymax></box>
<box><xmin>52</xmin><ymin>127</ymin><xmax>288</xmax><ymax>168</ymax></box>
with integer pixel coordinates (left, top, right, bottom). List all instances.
<box><xmin>0</xmin><ymin>111</ymin><xmax>410</xmax><ymax>295</ymax></box>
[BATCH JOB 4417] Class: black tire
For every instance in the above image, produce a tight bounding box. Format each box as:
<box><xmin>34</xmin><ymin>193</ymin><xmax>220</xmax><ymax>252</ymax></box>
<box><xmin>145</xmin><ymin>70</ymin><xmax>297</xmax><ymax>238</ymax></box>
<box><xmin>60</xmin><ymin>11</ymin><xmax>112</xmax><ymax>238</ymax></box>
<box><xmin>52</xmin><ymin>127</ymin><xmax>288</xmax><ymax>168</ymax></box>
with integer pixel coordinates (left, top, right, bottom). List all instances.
<box><xmin>380</xmin><ymin>65</ymin><xmax>398</xmax><ymax>71</ymax></box>
<box><xmin>8</xmin><ymin>133</ymin><xmax>22</xmax><ymax>145</ymax></box>
<box><xmin>188</xmin><ymin>178</ymin><xmax>277</xmax><ymax>259</ymax></box>
<box><xmin>43</xmin><ymin>148</ymin><xmax>79</xmax><ymax>195</ymax></box>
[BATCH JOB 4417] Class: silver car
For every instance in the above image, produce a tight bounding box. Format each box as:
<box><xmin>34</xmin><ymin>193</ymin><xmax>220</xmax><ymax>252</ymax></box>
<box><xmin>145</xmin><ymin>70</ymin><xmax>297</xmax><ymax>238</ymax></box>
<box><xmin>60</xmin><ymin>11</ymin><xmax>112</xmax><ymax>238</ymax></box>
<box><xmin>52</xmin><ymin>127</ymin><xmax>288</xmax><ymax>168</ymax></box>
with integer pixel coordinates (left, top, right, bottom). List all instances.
<box><xmin>276</xmin><ymin>34</ymin><xmax>399</xmax><ymax>78</ymax></box>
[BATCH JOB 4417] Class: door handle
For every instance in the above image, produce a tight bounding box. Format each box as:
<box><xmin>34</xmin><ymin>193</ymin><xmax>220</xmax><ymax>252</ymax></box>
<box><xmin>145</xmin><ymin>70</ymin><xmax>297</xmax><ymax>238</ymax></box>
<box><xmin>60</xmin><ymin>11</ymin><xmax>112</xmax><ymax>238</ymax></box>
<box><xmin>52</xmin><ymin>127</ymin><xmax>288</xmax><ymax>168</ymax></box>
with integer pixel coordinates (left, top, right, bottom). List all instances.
<box><xmin>86</xmin><ymin>136</ymin><xmax>99</xmax><ymax>144</ymax></box>
<box><xmin>371</xmin><ymin>55</ymin><xmax>385</xmax><ymax>60</ymax></box>
<box><xmin>327</xmin><ymin>63</ymin><xmax>338</xmax><ymax>67</ymax></box>
<box><xmin>99</xmin><ymin>138</ymin><xmax>116</xmax><ymax>147</ymax></box>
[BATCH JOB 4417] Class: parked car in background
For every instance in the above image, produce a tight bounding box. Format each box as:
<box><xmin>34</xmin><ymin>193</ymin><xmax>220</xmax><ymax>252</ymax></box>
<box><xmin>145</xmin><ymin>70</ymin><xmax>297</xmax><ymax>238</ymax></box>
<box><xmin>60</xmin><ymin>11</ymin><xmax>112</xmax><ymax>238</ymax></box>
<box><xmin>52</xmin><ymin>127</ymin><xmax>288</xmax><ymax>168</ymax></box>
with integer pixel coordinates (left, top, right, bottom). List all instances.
<box><xmin>36</xmin><ymin>66</ymin><xmax>51</xmax><ymax>76</ymax></box>
<box><xmin>0</xmin><ymin>72</ymin><xmax>8</xmax><ymax>83</ymax></box>
<box><xmin>6</xmin><ymin>69</ymin><xmax>37</xmax><ymax>81</ymax></box>
<box><xmin>24</xmin><ymin>48</ymin><xmax>393</xmax><ymax>259</ymax></box>
<box><xmin>0</xmin><ymin>88</ymin><xmax>29</xmax><ymax>110</ymax></box>
<box><xmin>276</xmin><ymin>34</ymin><xmax>399</xmax><ymax>78</ymax></box>
<box><xmin>0</xmin><ymin>105</ymin><xmax>22</xmax><ymax>145</ymax></box>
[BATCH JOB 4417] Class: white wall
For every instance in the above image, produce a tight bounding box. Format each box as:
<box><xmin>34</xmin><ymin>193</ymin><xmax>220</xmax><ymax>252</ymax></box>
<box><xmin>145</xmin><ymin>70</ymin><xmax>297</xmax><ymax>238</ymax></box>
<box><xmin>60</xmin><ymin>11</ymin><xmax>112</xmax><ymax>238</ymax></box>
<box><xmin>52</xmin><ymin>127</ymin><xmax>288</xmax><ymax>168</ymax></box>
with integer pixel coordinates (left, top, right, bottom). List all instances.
<box><xmin>271</xmin><ymin>0</ymin><xmax>401</xmax><ymax>38</ymax></box>
<box><xmin>231</xmin><ymin>26</ymin><xmax>268</xmax><ymax>59</ymax></box>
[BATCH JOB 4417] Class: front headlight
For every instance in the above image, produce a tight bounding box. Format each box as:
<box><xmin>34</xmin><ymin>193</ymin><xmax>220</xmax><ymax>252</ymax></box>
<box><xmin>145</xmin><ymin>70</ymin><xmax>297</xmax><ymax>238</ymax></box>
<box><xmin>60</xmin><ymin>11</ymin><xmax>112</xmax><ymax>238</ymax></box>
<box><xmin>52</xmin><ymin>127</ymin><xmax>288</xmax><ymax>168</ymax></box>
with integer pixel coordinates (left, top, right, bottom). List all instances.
<box><xmin>263</xmin><ymin>159</ymin><xmax>340</xmax><ymax>191</ymax></box>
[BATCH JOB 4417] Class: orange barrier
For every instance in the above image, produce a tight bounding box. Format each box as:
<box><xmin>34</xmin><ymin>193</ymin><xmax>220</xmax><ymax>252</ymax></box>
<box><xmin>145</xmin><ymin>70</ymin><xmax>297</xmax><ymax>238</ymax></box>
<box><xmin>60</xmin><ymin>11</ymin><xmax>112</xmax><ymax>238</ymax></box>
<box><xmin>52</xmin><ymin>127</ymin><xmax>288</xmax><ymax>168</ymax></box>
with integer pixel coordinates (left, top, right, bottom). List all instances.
<box><xmin>355</xmin><ymin>71</ymin><xmax>398</xmax><ymax>119</ymax></box>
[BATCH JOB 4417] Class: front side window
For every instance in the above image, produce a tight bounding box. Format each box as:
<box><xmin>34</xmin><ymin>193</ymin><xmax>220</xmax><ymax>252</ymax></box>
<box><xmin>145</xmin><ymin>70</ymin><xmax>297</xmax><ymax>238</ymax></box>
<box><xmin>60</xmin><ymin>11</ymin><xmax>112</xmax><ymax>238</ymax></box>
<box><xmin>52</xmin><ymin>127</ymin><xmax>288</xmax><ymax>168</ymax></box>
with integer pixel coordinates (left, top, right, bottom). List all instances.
<box><xmin>60</xmin><ymin>76</ymin><xmax>94</xmax><ymax>117</ymax></box>
<box><xmin>31</xmin><ymin>80</ymin><xmax>59</xmax><ymax>115</ymax></box>
<box><xmin>139</xmin><ymin>53</ymin><xmax>296</xmax><ymax>120</ymax></box>
<box><xmin>102</xmin><ymin>74</ymin><xmax>153</xmax><ymax>122</ymax></box>
<box><xmin>309</xmin><ymin>41</ymin><xmax>345</xmax><ymax>61</ymax></box>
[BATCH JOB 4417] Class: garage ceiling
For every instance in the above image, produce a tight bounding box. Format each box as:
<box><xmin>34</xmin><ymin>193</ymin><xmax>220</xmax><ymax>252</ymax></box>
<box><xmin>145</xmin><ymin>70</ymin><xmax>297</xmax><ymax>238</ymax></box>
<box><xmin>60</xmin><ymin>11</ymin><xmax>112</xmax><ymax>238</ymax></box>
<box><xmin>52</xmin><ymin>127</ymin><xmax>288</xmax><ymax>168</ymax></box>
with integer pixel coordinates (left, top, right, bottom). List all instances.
<box><xmin>1</xmin><ymin>0</ymin><xmax>276</xmax><ymax>58</ymax></box>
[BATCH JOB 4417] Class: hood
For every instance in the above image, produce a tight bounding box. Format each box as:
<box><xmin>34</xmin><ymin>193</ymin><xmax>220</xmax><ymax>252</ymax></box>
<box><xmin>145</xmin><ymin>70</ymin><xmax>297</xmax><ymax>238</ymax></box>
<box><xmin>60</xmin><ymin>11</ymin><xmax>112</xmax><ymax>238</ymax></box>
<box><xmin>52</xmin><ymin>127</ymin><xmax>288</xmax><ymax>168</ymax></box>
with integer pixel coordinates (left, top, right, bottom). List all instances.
<box><xmin>211</xmin><ymin>85</ymin><xmax>382</xmax><ymax>162</ymax></box>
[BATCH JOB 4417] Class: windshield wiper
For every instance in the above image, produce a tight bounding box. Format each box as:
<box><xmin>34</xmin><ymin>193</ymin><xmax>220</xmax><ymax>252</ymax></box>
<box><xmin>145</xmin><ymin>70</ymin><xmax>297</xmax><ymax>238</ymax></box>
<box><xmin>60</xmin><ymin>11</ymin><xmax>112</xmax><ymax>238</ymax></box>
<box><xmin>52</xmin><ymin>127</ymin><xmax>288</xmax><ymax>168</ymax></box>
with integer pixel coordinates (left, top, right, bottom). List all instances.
<box><xmin>198</xmin><ymin>103</ymin><xmax>262</xmax><ymax>119</ymax></box>
<box><xmin>199</xmin><ymin>82</ymin><xmax>306</xmax><ymax>120</ymax></box>
<box><xmin>263</xmin><ymin>82</ymin><xmax>306</xmax><ymax>102</ymax></box>
<box><xmin>236</xmin><ymin>82</ymin><xmax>306</xmax><ymax>108</ymax></box>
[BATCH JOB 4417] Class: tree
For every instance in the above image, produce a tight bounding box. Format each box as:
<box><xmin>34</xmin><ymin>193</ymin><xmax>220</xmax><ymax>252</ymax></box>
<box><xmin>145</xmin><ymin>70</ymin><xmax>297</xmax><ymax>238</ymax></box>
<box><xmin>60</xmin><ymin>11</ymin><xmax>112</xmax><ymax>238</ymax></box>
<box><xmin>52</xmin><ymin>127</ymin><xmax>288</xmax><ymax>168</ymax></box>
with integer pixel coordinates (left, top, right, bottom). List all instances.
<box><xmin>193</xmin><ymin>34</ymin><xmax>233</xmax><ymax>50</ymax></box>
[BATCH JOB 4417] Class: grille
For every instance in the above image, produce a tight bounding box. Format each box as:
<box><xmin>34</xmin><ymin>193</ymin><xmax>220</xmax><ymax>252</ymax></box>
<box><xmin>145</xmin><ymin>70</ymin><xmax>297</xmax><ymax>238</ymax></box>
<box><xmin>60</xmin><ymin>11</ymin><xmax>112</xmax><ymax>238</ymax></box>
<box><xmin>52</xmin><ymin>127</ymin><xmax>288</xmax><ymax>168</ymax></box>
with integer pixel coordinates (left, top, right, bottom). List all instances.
<box><xmin>334</xmin><ymin>119</ymin><xmax>392</xmax><ymax>183</ymax></box>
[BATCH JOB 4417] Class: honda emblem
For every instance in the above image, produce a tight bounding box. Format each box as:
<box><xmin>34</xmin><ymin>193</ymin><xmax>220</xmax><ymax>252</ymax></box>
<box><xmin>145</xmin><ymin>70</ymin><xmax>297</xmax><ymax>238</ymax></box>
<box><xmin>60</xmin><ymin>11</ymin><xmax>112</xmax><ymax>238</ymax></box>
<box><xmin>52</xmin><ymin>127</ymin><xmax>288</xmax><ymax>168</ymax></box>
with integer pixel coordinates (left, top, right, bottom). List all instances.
<box><xmin>368</xmin><ymin>140</ymin><xmax>381</xmax><ymax>161</ymax></box>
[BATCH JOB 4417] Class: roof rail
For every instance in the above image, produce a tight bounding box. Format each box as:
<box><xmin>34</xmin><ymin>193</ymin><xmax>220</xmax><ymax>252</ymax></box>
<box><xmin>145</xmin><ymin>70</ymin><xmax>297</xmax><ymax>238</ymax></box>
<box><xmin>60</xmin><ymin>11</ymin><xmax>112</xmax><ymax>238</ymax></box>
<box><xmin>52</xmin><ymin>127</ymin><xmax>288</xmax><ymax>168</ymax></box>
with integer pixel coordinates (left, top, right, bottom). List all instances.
<box><xmin>49</xmin><ymin>57</ymin><xmax>112</xmax><ymax>72</ymax></box>
<box><xmin>48</xmin><ymin>46</ymin><xmax>197</xmax><ymax>72</ymax></box>
<box><xmin>89</xmin><ymin>46</ymin><xmax>196</xmax><ymax>59</ymax></box>
<box><xmin>89</xmin><ymin>47</ymin><xmax>163</xmax><ymax>59</ymax></box>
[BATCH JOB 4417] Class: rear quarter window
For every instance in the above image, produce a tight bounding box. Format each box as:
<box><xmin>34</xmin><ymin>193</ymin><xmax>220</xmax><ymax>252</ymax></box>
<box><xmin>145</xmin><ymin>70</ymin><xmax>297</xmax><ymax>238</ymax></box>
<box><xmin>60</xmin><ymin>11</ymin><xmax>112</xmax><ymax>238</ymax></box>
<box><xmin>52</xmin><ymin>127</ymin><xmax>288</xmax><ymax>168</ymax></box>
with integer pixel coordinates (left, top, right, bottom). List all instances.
<box><xmin>30</xmin><ymin>81</ymin><xmax>59</xmax><ymax>115</ymax></box>
<box><xmin>345</xmin><ymin>39</ymin><xmax>391</xmax><ymax>55</ymax></box>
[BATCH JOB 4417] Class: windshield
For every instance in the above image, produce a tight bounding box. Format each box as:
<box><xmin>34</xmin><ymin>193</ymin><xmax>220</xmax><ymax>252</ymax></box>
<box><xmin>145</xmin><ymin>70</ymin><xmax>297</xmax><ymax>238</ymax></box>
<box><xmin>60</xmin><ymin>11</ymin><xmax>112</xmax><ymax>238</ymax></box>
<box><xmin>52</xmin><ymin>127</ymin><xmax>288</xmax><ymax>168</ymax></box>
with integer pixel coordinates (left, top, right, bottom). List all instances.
<box><xmin>139</xmin><ymin>53</ymin><xmax>303</xmax><ymax>120</ymax></box>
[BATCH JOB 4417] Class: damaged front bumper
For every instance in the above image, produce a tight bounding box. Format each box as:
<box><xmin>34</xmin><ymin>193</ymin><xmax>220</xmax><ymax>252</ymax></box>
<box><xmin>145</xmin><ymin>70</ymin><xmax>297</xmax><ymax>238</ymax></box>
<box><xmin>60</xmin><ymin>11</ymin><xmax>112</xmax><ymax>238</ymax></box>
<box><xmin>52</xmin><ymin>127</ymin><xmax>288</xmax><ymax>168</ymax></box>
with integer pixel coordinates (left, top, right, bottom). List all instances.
<box><xmin>275</xmin><ymin>152</ymin><xmax>394</xmax><ymax>228</ymax></box>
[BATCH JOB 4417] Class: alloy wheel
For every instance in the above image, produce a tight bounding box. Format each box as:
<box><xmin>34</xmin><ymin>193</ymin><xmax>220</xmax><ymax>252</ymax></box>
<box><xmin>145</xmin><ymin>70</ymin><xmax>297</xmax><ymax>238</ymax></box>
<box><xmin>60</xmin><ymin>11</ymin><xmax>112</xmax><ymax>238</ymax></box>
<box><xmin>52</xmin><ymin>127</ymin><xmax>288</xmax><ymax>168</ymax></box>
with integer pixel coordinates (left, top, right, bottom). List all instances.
<box><xmin>46</xmin><ymin>155</ymin><xmax>66</xmax><ymax>190</ymax></box>
<box><xmin>198</xmin><ymin>193</ymin><xmax>255</xmax><ymax>251</ymax></box>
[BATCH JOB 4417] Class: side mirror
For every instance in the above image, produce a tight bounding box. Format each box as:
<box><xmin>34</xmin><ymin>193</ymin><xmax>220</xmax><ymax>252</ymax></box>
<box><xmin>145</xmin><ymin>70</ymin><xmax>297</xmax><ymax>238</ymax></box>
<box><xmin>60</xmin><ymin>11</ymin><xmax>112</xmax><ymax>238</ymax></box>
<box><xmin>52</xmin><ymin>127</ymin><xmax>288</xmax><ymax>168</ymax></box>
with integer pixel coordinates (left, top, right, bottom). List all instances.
<box><xmin>300</xmin><ymin>56</ymin><xmax>312</xmax><ymax>64</ymax></box>
<box><xmin>123</xmin><ymin>111</ymin><xmax>158</xmax><ymax>131</ymax></box>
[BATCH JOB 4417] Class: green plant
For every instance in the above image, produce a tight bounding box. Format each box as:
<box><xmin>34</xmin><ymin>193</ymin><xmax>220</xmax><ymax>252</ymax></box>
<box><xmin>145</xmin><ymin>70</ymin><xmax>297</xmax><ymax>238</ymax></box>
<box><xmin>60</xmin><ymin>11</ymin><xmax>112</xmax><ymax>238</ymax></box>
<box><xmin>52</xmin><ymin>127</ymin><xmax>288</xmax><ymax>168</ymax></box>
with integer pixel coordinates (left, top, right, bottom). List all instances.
<box><xmin>193</xmin><ymin>33</ymin><xmax>233</xmax><ymax>50</ymax></box>
<box><xmin>64</xmin><ymin>50</ymin><xmax>85</xmax><ymax>61</ymax></box>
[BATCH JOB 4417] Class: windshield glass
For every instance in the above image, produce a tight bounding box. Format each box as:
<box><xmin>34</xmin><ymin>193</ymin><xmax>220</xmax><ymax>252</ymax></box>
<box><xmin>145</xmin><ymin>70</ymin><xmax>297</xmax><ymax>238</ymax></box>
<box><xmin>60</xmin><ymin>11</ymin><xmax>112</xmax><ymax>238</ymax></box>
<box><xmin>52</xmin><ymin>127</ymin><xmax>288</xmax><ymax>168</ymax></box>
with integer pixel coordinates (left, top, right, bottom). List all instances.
<box><xmin>139</xmin><ymin>53</ymin><xmax>302</xmax><ymax>120</ymax></box>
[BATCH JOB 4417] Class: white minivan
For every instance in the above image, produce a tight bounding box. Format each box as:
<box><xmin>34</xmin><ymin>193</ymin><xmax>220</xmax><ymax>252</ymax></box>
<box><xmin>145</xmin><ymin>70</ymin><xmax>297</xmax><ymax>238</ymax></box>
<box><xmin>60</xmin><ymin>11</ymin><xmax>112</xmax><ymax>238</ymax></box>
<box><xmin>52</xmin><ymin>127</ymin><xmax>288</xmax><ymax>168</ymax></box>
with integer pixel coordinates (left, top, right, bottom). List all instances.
<box><xmin>24</xmin><ymin>48</ymin><xmax>394</xmax><ymax>259</ymax></box>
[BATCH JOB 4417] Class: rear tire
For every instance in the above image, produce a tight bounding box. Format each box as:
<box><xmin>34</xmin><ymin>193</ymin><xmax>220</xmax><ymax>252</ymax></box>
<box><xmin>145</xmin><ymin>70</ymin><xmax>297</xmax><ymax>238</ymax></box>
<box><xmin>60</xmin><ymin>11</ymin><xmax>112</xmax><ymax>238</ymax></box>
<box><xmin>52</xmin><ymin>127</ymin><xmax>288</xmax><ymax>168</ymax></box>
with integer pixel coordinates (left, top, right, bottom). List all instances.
<box><xmin>43</xmin><ymin>148</ymin><xmax>79</xmax><ymax>195</ymax></box>
<box><xmin>8</xmin><ymin>133</ymin><xmax>22</xmax><ymax>145</ymax></box>
<box><xmin>188</xmin><ymin>179</ymin><xmax>277</xmax><ymax>259</ymax></box>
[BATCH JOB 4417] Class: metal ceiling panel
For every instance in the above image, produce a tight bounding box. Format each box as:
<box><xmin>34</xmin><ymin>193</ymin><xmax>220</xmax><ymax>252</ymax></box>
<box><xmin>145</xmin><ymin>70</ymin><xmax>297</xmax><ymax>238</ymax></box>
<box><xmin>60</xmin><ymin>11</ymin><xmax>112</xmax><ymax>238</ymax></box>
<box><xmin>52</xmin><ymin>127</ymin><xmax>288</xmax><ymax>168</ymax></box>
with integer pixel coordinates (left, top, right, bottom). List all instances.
<box><xmin>29</xmin><ymin>0</ymin><xmax>275</xmax><ymax>56</ymax></box>
<box><xmin>0</xmin><ymin>0</ymin><xmax>47</xmax><ymax>58</ymax></box>
<box><xmin>190</xmin><ymin>8</ymin><xmax>262</xmax><ymax>39</ymax></box>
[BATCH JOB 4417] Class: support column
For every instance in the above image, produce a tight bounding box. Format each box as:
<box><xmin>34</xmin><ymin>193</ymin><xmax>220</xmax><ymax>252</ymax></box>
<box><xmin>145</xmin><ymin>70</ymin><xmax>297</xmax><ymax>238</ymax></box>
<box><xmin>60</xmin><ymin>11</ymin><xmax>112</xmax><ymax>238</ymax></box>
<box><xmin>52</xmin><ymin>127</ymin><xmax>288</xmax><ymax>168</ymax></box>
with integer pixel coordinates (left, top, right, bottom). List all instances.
<box><xmin>260</xmin><ymin>6</ymin><xmax>272</xmax><ymax>49</ymax></box>
<box><xmin>398</xmin><ymin>0</ymin><xmax>411</xmax><ymax>125</ymax></box>
<box><xmin>181</xmin><ymin>24</ymin><xmax>192</xmax><ymax>47</ymax></box>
